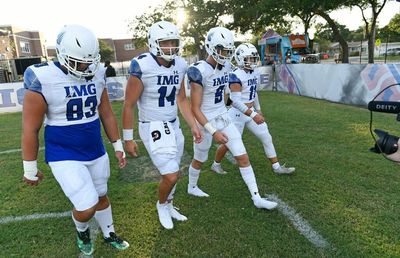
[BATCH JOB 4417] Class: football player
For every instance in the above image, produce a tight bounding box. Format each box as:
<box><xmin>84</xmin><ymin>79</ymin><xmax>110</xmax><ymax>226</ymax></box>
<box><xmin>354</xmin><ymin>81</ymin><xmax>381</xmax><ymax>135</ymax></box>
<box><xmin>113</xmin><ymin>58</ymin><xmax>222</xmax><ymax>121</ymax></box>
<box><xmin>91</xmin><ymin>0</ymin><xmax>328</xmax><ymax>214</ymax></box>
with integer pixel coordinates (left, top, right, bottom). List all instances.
<box><xmin>187</xmin><ymin>27</ymin><xmax>277</xmax><ymax>210</ymax></box>
<box><xmin>122</xmin><ymin>21</ymin><xmax>202</xmax><ymax>230</ymax></box>
<box><xmin>22</xmin><ymin>24</ymin><xmax>129</xmax><ymax>256</ymax></box>
<box><xmin>211</xmin><ymin>43</ymin><xmax>295</xmax><ymax>175</ymax></box>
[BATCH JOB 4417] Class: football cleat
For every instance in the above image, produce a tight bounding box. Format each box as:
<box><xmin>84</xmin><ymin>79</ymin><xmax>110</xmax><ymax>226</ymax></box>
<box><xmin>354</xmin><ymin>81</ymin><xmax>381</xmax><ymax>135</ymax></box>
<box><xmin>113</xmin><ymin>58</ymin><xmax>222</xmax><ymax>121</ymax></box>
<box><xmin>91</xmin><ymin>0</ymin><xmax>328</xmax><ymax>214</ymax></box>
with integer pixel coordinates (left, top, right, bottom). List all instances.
<box><xmin>273</xmin><ymin>164</ymin><xmax>295</xmax><ymax>174</ymax></box>
<box><xmin>188</xmin><ymin>185</ymin><xmax>209</xmax><ymax>197</ymax></box>
<box><xmin>211</xmin><ymin>163</ymin><xmax>228</xmax><ymax>175</ymax></box>
<box><xmin>76</xmin><ymin>228</ymin><xmax>93</xmax><ymax>256</ymax></box>
<box><xmin>168</xmin><ymin>202</ymin><xmax>188</xmax><ymax>221</ymax></box>
<box><xmin>104</xmin><ymin>232</ymin><xmax>129</xmax><ymax>250</ymax></box>
<box><xmin>252</xmin><ymin>197</ymin><xmax>278</xmax><ymax>210</ymax></box>
<box><xmin>156</xmin><ymin>201</ymin><xmax>174</xmax><ymax>229</ymax></box>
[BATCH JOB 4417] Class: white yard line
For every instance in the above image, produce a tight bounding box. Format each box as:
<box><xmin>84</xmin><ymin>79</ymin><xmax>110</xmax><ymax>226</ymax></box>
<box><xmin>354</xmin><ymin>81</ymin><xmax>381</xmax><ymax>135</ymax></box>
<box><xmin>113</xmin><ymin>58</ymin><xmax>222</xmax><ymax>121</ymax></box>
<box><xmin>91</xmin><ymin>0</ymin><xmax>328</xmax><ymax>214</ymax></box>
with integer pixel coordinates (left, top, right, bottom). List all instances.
<box><xmin>266</xmin><ymin>194</ymin><xmax>330</xmax><ymax>249</ymax></box>
<box><xmin>221</xmin><ymin>148</ymin><xmax>330</xmax><ymax>249</ymax></box>
<box><xmin>0</xmin><ymin>147</ymin><xmax>45</xmax><ymax>155</ymax></box>
<box><xmin>1</xmin><ymin>210</ymin><xmax>101</xmax><ymax>257</ymax></box>
<box><xmin>0</xmin><ymin>211</ymin><xmax>71</xmax><ymax>224</ymax></box>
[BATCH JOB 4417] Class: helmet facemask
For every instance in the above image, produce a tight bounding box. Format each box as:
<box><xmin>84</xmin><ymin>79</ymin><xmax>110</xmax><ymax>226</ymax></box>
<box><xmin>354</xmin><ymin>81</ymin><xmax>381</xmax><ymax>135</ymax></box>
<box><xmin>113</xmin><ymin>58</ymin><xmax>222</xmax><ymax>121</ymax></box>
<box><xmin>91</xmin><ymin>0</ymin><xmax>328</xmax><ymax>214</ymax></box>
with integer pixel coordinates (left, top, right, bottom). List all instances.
<box><xmin>243</xmin><ymin>54</ymin><xmax>259</xmax><ymax>70</ymax></box>
<box><xmin>211</xmin><ymin>44</ymin><xmax>235</xmax><ymax>65</ymax></box>
<box><xmin>235</xmin><ymin>43</ymin><xmax>260</xmax><ymax>70</ymax></box>
<box><xmin>148</xmin><ymin>21</ymin><xmax>182</xmax><ymax>62</ymax></box>
<box><xmin>156</xmin><ymin>38</ymin><xmax>181</xmax><ymax>61</ymax></box>
<box><xmin>57</xmin><ymin>52</ymin><xmax>101</xmax><ymax>80</ymax></box>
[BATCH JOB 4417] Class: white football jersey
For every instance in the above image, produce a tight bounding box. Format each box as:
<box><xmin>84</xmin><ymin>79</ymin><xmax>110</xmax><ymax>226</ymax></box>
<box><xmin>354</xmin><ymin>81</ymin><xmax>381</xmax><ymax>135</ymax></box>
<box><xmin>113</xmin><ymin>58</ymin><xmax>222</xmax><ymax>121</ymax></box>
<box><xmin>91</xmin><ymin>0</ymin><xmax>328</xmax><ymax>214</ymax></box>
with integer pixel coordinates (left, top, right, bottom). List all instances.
<box><xmin>187</xmin><ymin>61</ymin><xmax>232</xmax><ymax>120</ymax></box>
<box><xmin>129</xmin><ymin>53</ymin><xmax>187</xmax><ymax>122</ymax></box>
<box><xmin>23</xmin><ymin>61</ymin><xmax>106</xmax><ymax>162</ymax></box>
<box><xmin>229</xmin><ymin>68</ymin><xmax>259</xmax><ymax>104</ymax></box>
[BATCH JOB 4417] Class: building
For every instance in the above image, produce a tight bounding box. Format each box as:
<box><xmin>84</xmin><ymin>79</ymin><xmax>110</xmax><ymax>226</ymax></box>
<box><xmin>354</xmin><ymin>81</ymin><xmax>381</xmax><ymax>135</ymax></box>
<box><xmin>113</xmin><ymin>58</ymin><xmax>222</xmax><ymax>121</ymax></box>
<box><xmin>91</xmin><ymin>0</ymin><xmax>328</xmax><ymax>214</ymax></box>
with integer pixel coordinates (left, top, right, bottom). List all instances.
<box><xmin>0</xmin><ymin>25</ymin><xmax>47</xmax><ymax>82</ymax></box>
<box><xmin>47</xmin><ymin>38</ymin><xmax>147</xmax><ymax>62</ymax></box>
<box><xmin>98</xmin><ymin>38</ymin><xmax>147</xmax><ymax>62</ymax></box>
<box><xmin>0</xmin><ymin>25</ymin><xmax>47</xmax><ymax>59</ymax></box>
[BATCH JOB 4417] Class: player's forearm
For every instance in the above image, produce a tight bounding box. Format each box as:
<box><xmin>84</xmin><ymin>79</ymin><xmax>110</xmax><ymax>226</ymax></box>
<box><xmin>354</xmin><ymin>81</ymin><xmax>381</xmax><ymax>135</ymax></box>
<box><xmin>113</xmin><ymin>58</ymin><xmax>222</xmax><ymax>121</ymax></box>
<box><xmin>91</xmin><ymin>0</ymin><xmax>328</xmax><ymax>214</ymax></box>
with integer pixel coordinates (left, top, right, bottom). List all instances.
<box><xmin>21</xmin><ymin>130</ymin><xmax>39</xmax><ymax>161</ymax></box>
<box><xmin>122</xmin><ymin>103</ymin><xmax>135</xmax><ymax>130</ymax></box>
<box><xmin>178</xmin><ymin>98</ymin><xmax>197</xmax><ymax>128</ymax></box>
<box><xmin>101</xmin><ymin>114</ymin><xmax>120</xmax><ymax>142</ymax></box>
<box><xmin>191</xmin><ymin>106</ymin><xmax>208</xmax><ymax>127</ymax></box>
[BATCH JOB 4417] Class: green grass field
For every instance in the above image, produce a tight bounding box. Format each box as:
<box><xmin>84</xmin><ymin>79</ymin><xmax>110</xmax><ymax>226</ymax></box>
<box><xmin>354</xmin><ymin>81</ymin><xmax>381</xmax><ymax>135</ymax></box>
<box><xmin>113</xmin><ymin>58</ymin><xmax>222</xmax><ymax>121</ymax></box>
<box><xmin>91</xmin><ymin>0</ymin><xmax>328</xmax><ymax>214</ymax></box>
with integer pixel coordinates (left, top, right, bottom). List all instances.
<box><xmin>1</xmin><ymin>91</ymin><xmax>400</xmax><ymax>257</ymax></box>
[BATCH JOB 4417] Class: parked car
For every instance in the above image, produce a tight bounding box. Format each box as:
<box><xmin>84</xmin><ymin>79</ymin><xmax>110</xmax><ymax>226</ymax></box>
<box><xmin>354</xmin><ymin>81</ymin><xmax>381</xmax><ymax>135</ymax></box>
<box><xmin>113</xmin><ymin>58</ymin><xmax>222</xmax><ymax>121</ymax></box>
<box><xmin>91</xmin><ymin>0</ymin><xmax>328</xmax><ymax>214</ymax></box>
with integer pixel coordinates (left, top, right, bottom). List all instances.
<box><xmin>384</xmin><ymin>48</ymin><xmax>400</xmax><ymax>56</ymax></box>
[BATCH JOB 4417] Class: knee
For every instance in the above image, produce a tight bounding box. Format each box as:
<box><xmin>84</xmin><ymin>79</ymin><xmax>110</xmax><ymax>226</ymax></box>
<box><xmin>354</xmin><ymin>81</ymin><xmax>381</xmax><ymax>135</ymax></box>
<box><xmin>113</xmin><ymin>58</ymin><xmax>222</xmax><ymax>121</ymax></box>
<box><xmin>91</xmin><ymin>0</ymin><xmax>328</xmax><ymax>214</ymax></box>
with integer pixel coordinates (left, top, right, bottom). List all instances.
<box><xmin>162</xmin><ymin>172</ymin><xmax>179</xmax><ymax>186</ymax></box>
<box><xmin>74</xmin><ymin>204</ymin><xmax>97</xmax><ymax>221</ymax></box>
<box><xmin>235</xmin><ymin>154</ymin><xmax>250</xmax><ymax>167</ymax></box>
<box><xmin>97</xmin><ymin>195</ymin><xmax>110</xmax><ymax>209</ymax></box>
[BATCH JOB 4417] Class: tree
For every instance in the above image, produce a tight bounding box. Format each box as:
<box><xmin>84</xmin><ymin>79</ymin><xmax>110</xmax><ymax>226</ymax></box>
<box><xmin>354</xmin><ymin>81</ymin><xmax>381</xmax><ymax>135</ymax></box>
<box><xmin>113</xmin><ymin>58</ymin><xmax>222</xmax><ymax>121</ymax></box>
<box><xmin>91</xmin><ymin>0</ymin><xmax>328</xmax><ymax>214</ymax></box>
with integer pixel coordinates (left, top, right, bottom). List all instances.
<box><xmin>99</xmin><ymin>40</ymin><xmax>115</xmax><ymax>62</ymax></box>
<box><xmin>354</xmin><ymin>0</ymin><xmax>388</xmax><ymax>63</ymax></box>
<box><xmin>128</xmin><ymin>1</ymin><xmax>177</xmax><ymax>49</ymax></box>
<box><xmin>127</xmin><ymin>0</ymin><xmax>229</xmax><ymax>59</ymax></box>
<box><xmin>181</xmin><ymin>0</ymin><xmax>229</xmax><ymax>59</ymax></box>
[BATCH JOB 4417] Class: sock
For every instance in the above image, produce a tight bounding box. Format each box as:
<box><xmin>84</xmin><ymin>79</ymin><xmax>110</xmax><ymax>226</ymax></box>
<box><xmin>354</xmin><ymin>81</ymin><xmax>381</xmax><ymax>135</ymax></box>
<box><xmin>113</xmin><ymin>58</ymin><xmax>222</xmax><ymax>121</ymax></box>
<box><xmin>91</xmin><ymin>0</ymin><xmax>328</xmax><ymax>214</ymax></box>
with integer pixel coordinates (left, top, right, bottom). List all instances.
<box><xmin>239</xmin><ymin>165</ymin><xmax>260</xmax><ymax>199</ymax></box>
<box><xmin>167</xmin><ymin>184</ymin><xmax>176</xmax><ymax>201</ymax></box>
<box><xmin>94</xmin><ymin>205</ymin><xmax>114</xmax><ymax>238</ymax></box>
<box><xmin>272</xmin><ymin>162</ymin><xmax>280</xmax><ymax>170</ymax></box>
<box><xmin>72</xmin><ymin>213</ymin><xmax>89</xmax><ymax>232</ymax></box>
<box><xmin>188</xmin><ymin>164</ymin><xmax>201</xmax><ymax>188</ymax></box>
<box><xmin>213</xmin><ymin>161</ymin><xmax>221</xmax><ymax>166</ymax></box>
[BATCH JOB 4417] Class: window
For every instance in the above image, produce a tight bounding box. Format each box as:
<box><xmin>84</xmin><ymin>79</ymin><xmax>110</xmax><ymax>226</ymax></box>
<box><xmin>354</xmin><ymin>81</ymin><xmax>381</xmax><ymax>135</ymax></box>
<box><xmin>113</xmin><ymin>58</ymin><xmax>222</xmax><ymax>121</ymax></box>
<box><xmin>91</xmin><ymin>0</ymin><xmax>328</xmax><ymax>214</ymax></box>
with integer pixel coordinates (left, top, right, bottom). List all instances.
<box><xmin>124</xmin><ymin>43</ymin><xmax>135</xmax><ymax>51</ymax></box>
<box><xmin>20</xmin><ymin>41</ymin><xmax>31</xmax><ymax>53</ymax></box>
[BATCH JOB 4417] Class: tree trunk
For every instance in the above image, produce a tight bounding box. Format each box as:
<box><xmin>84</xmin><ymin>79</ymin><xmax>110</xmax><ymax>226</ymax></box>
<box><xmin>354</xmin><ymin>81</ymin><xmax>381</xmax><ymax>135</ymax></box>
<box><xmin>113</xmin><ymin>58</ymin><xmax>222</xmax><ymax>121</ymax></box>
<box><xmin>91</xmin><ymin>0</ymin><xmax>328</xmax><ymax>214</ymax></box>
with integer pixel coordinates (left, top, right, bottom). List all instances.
<box><xmin>317</xmin><ymin>11</ymin><xmax>349</xmax><ymax>63</ymax></box>
<box><xmin>367</xmin><ymin>20</ymin><xmax>377</xmax><ymax>64</ymax></box>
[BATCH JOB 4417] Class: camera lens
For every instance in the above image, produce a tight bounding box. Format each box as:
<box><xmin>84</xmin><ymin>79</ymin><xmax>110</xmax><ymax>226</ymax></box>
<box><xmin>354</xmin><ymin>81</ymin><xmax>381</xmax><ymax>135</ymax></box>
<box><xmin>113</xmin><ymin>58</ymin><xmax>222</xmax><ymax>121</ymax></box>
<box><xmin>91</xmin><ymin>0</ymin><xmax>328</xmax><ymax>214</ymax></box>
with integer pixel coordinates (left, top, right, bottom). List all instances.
<box><xmin>374</xmin><ymin>129</ymin><xmax>399</xmax><ymax>154</ymax></box>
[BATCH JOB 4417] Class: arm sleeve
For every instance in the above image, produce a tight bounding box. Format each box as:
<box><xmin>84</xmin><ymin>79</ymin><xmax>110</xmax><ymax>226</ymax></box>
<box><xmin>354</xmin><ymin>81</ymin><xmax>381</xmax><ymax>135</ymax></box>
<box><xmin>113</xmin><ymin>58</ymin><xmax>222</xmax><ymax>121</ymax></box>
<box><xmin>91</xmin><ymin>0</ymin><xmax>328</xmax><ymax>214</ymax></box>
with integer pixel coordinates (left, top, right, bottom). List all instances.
<box><xmin>230</xmin><ymin>91</ymin><xmax>249</xmax><ymax>114</ymax></box>
<box><xmin>128</xmin><ymin>59</ymin><xmax>142</xmax><ymax>79</ymax></box>
<box><xmin>187</xmin><ymin>66</ymin><xmax>203</xmax><ymax>86</ymax></box>
<box><xmin>254</xmin><ymin>93</ymin><xmax>261</xmax><ymax>110</ymax></box>
<box><xmin>23</xmin><ymin>67</ymin><xmax>42</xmax><ymax>93</ymax></box>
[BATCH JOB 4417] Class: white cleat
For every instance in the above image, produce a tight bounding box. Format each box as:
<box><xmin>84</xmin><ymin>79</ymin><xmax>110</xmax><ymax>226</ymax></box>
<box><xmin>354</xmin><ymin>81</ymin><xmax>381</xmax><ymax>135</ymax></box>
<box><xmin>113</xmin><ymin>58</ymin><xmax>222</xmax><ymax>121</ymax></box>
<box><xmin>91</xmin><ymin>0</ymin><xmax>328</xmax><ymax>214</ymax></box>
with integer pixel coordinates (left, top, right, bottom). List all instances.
<box><xmin>273</xmin><ymin>165</ymin><xmax>295</xmax><ymax>175</ymax></box>
<box><xmin>168</xmin><ymin>202</ymin><xmax>188</xmax><ymax>221</ymax></box>
<box><xmin>156</xmin><ymin>201</ymin><xmax>174</xmax><ymax>229</ymax></box>
<box><xmin>252</xmin><ymin>197</ymin><xmax>278</xmax><ymax>210</ymax></box>
<box><xmin>188</xmin><ymin>185</ymin><xmax>210</xmax><ymax>197</ymax></box>
<box><xmin>211</xmin><ymin>163</ymin><xmax>228</xmax><ymax>175</ymax></box>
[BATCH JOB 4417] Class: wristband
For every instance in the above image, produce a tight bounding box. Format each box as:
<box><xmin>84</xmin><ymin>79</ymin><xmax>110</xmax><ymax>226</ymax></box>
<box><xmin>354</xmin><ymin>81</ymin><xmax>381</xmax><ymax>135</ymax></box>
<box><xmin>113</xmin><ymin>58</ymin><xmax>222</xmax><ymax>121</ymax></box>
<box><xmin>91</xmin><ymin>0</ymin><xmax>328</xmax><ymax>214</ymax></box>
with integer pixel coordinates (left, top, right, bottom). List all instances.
<box><xmin>204</xmin><ymin>122</ymin><xmax>217</xmax><ymax>135</ymax></box>
<box><xmin>112</xmin><ymin>139</ymin><xmax>126</xmax><ymax>158</ymax></box>
<box><xmin>123</xmin><ymin>129</ymin><xmax>134</xmax><ymax>141</ymax></box>
<box><xmin>23</xmin><ymin>160</ymin><xmax>38</xmax><ymax>181</ymax></box>
<box><xmin>250</xmin><ymin>111</ymin><xmax>257</xmax><ymax>118</ymax></box>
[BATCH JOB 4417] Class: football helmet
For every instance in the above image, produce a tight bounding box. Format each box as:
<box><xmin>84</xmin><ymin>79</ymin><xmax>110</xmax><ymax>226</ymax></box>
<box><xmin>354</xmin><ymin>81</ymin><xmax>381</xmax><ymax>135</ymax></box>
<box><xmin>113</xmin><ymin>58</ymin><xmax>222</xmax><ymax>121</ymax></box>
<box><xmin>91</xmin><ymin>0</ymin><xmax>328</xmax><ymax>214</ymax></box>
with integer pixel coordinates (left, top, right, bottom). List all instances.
<box><xmin>235</xmin><ymin>43</ymin><xmax>259</xmax><ymax>70</ymax></box>
<box><xmin>205</xmin><ymin>27</ymin><xmax>235</xmax><ymax>65</ymax></box>
<box><xmin>148</xmin><ymin>21</ymin><xmax>181</xmax><ymax>61</ymax></box>
<box><xmin>56</xmin><ymin>24</ymin><xmax>101</xmax><ymax>80</ymax></box>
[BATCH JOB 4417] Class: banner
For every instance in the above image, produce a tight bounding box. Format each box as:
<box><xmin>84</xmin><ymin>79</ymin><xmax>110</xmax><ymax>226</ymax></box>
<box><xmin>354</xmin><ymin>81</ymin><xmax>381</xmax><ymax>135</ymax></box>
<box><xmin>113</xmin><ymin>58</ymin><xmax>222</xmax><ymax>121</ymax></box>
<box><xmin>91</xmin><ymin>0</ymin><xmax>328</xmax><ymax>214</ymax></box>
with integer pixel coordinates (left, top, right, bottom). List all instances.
<box><xmin>276</xmin><ymin>64</ymin><xmax>400</xmax><ymax>106</ymax></box>
<box><xmin>0</xmin><ymin>76</ymin><xmax>128</xmax><ymax>113</ymax></box>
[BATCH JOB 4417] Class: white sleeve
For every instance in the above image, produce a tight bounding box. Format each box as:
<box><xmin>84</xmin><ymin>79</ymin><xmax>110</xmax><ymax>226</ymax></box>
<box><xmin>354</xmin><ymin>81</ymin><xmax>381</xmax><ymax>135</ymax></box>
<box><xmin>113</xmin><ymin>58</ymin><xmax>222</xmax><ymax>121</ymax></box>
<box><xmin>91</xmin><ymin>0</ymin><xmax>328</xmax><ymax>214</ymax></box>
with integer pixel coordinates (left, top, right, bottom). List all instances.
<box><xmin>230</xmin><ymin>92</ymin><xmax>249</xmax><ymax>114</ymax></box>
<box><xmin>254</xmin><ymin>93</ymin><xmax>261</xmax><ymax>110</ymax></box>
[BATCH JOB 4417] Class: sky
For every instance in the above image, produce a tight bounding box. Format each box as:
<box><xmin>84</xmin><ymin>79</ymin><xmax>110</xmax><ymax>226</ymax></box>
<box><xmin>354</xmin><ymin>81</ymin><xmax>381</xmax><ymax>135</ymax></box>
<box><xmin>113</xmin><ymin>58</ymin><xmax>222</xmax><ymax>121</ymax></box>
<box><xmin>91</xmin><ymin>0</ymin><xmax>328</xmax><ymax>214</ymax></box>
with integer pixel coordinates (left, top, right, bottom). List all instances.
<box><xmin>1</xmin><ymin>0</ymin><xmax>399</xmax><ymax>46</ymax></box>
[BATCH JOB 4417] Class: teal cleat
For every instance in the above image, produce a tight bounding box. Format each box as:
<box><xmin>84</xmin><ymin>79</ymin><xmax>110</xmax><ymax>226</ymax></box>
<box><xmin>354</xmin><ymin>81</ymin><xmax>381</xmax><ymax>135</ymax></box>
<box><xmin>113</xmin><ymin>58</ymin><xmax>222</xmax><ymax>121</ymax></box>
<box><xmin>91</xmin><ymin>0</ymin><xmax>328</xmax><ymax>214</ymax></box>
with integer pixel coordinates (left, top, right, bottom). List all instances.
<box><xmin>76</xmin><ymin>228</ymin><xmax>93</xmax><ymax>256</ymax></box>
<box><xmin>104</xmin><ymin>232</ymin><xmax>129</xmax><ymax>250</ymax></box>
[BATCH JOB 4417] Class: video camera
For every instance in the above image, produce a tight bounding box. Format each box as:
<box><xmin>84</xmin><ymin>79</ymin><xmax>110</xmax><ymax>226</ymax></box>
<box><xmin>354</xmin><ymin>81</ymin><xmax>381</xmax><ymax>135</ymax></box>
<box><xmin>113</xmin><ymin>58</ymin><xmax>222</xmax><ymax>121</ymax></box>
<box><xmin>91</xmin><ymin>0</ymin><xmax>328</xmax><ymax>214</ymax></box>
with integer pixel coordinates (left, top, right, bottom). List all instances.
<box><xmin>368</xmin><ymin>83</ymin><xmax>400</xmax><ymax>163</ymax></box>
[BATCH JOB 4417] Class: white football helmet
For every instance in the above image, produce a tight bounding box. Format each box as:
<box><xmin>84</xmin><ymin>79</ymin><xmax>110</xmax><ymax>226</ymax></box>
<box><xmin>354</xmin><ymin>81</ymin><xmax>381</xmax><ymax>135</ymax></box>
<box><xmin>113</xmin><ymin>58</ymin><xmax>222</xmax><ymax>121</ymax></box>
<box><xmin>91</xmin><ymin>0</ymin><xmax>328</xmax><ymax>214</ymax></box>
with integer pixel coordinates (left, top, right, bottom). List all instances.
<box><xmin>235</xmin><ymin>43</ymin><xmax>260</xmax><ymax>70</ymax></box>
<box><xmin>205</xmin><ymin>27</ymin><xmax>235</xmax><ymax>65</ymax></box>
<box><xmin>148</xmin><ymin>21</ymin><xmax>181</xmax><ymax>61</ymax></box>
<box><xmin>56</xmin><ymin>24</ymin><xmax>101</xmax><ymax>80</ymax></box>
